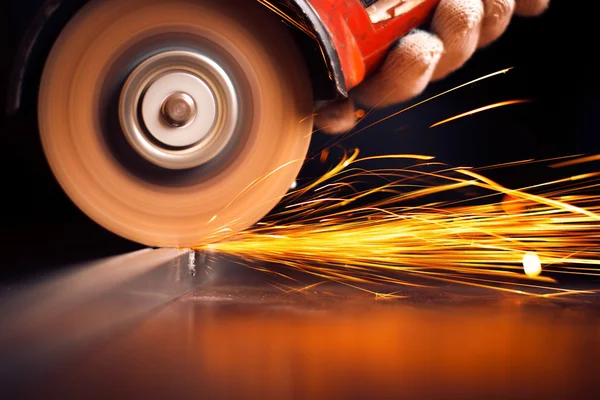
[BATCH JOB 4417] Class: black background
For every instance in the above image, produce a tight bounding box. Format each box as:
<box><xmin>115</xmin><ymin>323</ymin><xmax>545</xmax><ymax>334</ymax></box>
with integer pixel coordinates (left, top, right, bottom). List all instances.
<box><xmin>0</xmin><ymin>1</ymin><xmax>597</xmax><ymax>281</ymax></box>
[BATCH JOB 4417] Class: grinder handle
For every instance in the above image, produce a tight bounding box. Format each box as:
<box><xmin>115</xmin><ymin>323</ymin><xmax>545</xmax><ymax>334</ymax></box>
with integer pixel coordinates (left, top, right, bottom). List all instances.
<box><xmin>309</xmin><ymin>0</ymin><xmax>440</xmax><ymax>92</ymax></box>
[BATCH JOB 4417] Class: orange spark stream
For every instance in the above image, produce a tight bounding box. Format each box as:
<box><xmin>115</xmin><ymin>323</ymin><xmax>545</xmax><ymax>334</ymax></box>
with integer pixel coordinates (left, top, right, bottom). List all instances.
<box><xmin>194</xmin><ymin>68</ymin><xmax>598</xmax><ymax>297</ymax></box>
<box><xmin>430</xmin><ymin>99</ymin><xmax>532</xmax><ymax>128</ymax></box>
<box><xmin>197</xmin><ymin>151</ymin><xmax>600</xmax><ymax>297</ymax></box>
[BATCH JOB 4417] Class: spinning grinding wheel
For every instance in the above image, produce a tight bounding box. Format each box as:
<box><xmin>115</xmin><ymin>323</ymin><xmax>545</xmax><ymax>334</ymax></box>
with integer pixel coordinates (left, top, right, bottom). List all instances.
<box><xmin>38</xmin><ymin>0</ymin><xmax>314</xmax><ymax>247</ymax></box>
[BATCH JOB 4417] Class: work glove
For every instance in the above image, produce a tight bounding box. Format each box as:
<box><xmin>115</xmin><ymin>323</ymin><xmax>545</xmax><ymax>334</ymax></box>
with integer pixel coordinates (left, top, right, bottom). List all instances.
<box><xmin>314</xmin><ymin>0</ymin><xmax>549</xmax><ymax>133</ymax></box>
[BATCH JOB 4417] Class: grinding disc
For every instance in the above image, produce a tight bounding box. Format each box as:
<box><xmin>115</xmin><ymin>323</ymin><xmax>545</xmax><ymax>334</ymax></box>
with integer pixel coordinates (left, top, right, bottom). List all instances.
<box><xmin>38</xmin><ymin>0</ymin><xmax>314</xmax><ymax>247</ymax></box>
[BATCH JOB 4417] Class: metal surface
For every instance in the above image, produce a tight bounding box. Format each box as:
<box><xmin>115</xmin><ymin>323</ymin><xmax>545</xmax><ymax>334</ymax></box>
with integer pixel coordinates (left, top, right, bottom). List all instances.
<box><xmin>37</xmin><ymin>0</ymin><xmax>314</xmax><ymax>248</ymax></box>
<box><xmin>2</xmin><ymin>256</ymin><xmax>599</xmax><ymax>399</ymax></box>
<box><xmin>0</xmin><ymin>248</ymin><xmax>203</xmax><ymax>394</ymax></box>
<box><xmin>119</xmin><ymin>50</ymin><xmax>235</xmax><ymax>169</ymax></box>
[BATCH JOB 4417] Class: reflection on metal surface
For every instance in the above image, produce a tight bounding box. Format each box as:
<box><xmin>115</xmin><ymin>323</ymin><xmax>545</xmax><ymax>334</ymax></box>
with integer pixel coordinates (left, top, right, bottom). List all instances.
<box><xmin>27</xmin><ymin>283</ymin><xmax>600</xmax><ymax>399</ymax></box>
<box><xmin>1</xmin><ymin>255</ymin><xmax>598</xmax><ymax>398</ymax></box>
<box><xmin>0</xmin><ymin>248</ymin><xmax>206</xmax><ymax>391</ymax></box>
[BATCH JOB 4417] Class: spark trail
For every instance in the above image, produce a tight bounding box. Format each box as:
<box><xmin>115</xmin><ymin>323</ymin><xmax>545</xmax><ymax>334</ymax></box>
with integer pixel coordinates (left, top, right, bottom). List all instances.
<box><xmin>195</xmin><ymin>68</ymin><xmax>600</xmax><ymax>297</ymax></box>
<box><xmin>197</xmin><ymin>150</ymin><xmax>600</xmax><ymax>297</ymax></box>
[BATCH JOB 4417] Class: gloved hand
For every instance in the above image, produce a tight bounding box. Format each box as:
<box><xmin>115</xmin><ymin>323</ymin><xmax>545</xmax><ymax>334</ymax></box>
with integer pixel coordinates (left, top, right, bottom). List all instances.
<box><xmin>314</xmin><ymin>0</ymin><xmax>549</xmax><ymax>134</ymax></box>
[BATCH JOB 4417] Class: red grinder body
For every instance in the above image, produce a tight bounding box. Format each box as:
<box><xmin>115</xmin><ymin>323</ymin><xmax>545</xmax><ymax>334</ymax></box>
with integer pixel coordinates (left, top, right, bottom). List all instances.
<box><xmin>307</xmin><ymin>0</ymin><xmax>440</xmax><ymax>92</ymax></box>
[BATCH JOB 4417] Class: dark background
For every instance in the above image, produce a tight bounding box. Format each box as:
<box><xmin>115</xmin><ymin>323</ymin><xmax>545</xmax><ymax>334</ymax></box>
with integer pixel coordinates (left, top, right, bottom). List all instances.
<box><xmin>0</xmin><ymin>1</ymin><xmax>596</xmax><ymax>281</ymax></box>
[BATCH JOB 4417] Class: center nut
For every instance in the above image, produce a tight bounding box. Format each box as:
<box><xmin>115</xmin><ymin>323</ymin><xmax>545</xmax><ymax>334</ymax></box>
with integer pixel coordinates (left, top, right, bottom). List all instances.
<box><xmin>161</xmin><ymin>92</ymin><xmax>197</xmax><ymax>128</ymax></box>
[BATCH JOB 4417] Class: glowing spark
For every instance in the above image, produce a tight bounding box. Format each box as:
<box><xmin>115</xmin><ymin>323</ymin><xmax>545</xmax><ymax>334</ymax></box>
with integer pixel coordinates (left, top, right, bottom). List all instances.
<box><xmin>523</xmin><ymin>252</ymin><xmax>542</xmax><ymax>278</ymax></box>
<box><xmin>550</xmin><ymin>154</ymin><xmax>600</xmax><ymax>168</ymax></box>
<box><xmin>298</xmin><ymin>113</ymin><xmax>318</xmax><ymax>124</ymax></box>
<box><xmin>501</xmin><ymin>194</ymin><xmax>526</xmax><ymax>215</ymax></box>
<box><xmin>351</xmin><ymin>67</ymin><xmax>514</xmax><ymax>136</ymax></box>
<box><xmin>195</xmin><ymin>68</ymin><xmax>599</xmax><ymax>297</ymax></box>
<box><xmin>353</xmin><ymin>154</ymin><xmax>434</xmax><ymax>163</ymax></box>
<box><xmin>430</xmin><ymin>99</ymin><xmax>532</xmax><ymax>128</ymax></box>
<box><xmin>221</xmin><ymin>158</ymin><xmax>304</xmax><ymax>214</ymax></box>
<box><xmin>457</xmin><ymin>168</ymin><xmax>600</xmax><ymax>221</ymax></box>
<box><xmin>290</xmin><ymin>180</ymin><xmax>298</xmax><ymax>190</ymax></box>
<box><xmin>309</xmin><ymin>68</ymin><xmax>518</xmax><ymax>166</ymax></box>
<box><xmin>256</xmin><ymin>0</ymin><xmax>316</xmax><ymax>39</ymax></box>
<box><xmin>196</xmin><ymin>151</ymin><xmax>600</xmax><ymax>297</ymax></box>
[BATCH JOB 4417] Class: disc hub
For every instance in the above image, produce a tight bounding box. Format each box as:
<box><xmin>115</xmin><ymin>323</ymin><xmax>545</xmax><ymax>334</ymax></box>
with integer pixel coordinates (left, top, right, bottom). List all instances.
<box><xmin>161</xmin><ymin>92</ymin><xmax>196</xmax><ymax>128</ymax></box>
<box><xmin>119</xmin><ymin>50</ymin><xmax>238</xmax><ymax>170</ymax></box>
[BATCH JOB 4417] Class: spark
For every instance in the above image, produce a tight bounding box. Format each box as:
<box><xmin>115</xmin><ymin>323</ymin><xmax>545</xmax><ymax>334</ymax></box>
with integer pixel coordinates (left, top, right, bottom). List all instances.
<box><xmin>430</xmin><ymin>99</ymin><xmax>532</xmax><ymax>128</ymax></box>
<box><xmin>522</xmin><ymin>252</ymin><xmax>542</xmax><ymax>278</ymax></box>
<box><xmin>319</xmin><ymin>148</ymin><xmax>330</xmax><ymax>164</ymax></box>
<box><xmin>550</xmin><ymin>154</ymin><xmax>600</xmax><ymax>168</ymax></box>
<box><xmin>349</xmin><ymin>67</ymin><xmax>514</xmax><ymax>136</ymax></box>
<box><xmin>196</xmin><ymin>150</ymin><xmax>600</xmax><ymax>297</ymax></box>
<box><xmin>313</xmin><ymin>67</ymin><xmax>516</xmax><ymax>154</ymax></box>
<box><xmin>256</xmin><ymin>0</ymin><xmax>316</xmax><ymax>40</ymax></box>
